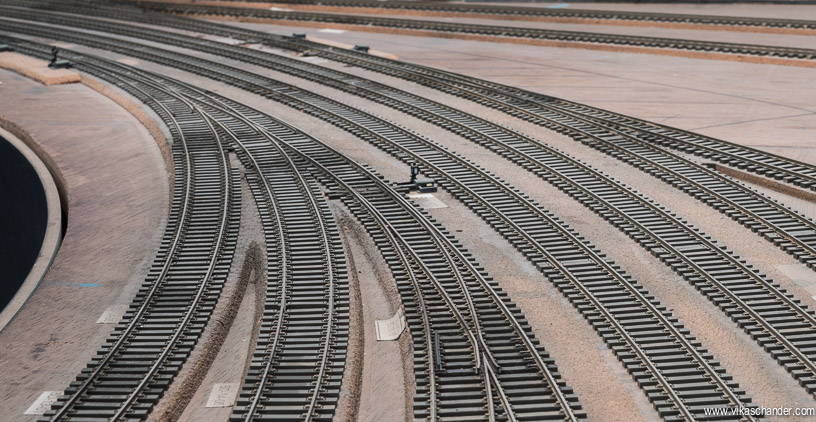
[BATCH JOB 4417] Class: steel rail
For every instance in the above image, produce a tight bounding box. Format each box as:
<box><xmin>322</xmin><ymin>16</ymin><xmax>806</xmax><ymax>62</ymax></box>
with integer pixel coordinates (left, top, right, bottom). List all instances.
<box><xmin>7</xmin><ymin>0</ymin><xmax>816</xmax><ymax>188</ymax></box>
<box><xmin>196</xmin><ymin>105</ymin><xmax>336</xmax><ymax>422</ymax></box>
<box><xmin>212</xmin><ymin>0</ymin><xmax>816</xmax><ymax>31</ymax></box>
<box><xmin>75</xmin><ymin>66</ymin><xmax>233</xmax><ymax>420</ymax></box>
<box><xmin>243</xmin><ymin>46</ymin><xmax>816</xmax><ymax>384</ymax></box>
<box><xmin>189</xmin><ymin>93</ymin><xmax>517</xmax><ymax>420</ymax></box>
<box><xmin>231</xmin><ymin>95</ymin><xmax>586</xmax><ymax>421</ymax></box>
<box><xmin>318</xmin><ymin>45</ymin><xmax>816</xmax><ymax>189</ymax></box>
<box><xmin>277</xmin><ymin>133</ymin><xmax>543</xmax><ymax>422</ymax></box>
<box><xmin>493</xmin><ymin>95</ymin><xmax>816</xmax><ymax>261</ymax></box>
<box><xmin>42</xmin><ymin>62</ymin><xmax>203</xmax><ymax>422</ymax></box>
<box><xmin>0</xmin><ymin>25</ymin><xmax>744</xmax><ymax>418</ymax></box>
<box><xmin>115</xmin><ymin>100</ymin><xmax>230</xmax><ymax>421</ymax></box>
<box><xmin>198</xmin><ymin>113</ymin><xmax>291</xmax><ymax>422</ymax></box>
<box><xmin>75</xmin><ymin>51</ymin><xmax>343</xmax><ymax>421</ymax></box>
<box><xmin>166</xmin><ymin>76</ymin><xmax>442</xmax><ymax>421</ymax></box>
<box><xmin>136</xmin><ymin>1</ymin><xmax>816</xmax><ymax>60</ymax></box>
<box><xmin>9</xmin><ymin>6</ymin><xmax>815</xmax><ymax>293</ymax></box>
<box><xmin>194</xmin><ymin>60</ymin><xmax>753</xmax><ymax>418</ymax></box>
<box><xmin>113</xmin><ymin>63</ymin><xmax>343</xmax><ymax>421</ymax></box>
<box><xmin>0</xmin><ymin>40</ymin><xmax>241</xmax><ymax>419</ymax></box>
<box><xmin>564</xmin><ymin>105</ymin><xmax>816</xmax><ymax>189</ymax></box>
<box><xmin>207</xmin><ymin>98</ymin><xmax>672</xmax><ymax>420</ymax></box>
<box><xmin>332</xmin><ymin>114</ymin><xmax>749</xmax><ymax>421</ymax></box>
<box><xmin>27</xmin><ymin>26</ymin><xmax>737</xmax><ymax>417</ymax></box>
<box><xmin>185</xmin><ymin>84</ymin><xmax>579</xmax><ymax>420</ymax></box>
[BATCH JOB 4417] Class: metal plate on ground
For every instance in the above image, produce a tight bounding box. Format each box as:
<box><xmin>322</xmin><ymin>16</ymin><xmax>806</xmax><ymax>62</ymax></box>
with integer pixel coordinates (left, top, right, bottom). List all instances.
<box><xmin>407</xmin><ymin>193</ymin><xmax>447</xmax><ymax>209</ymax></box>
<box><xmin>206</xmin><ymin>383</ymin><xmax>239</xmax><ymax>408</ymax></box>
<box><xmin>24</xmin><ymin>391</ymin><xmax>62</xmax><ymax>415</ymax></box>
<box><xmin>96</xmin><ymin>304</ymin><xmax>128</xmax><ymax>324</ymax></box>
<box><xmin>375</xmin><ymin>307</ymin><xmax>406</xmax><ymax>341</ymax></box>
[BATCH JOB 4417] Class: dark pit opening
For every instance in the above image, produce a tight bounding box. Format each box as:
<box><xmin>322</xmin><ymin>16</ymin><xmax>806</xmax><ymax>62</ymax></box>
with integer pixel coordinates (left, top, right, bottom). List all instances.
<box><xmin>0</xmin><ymin>135</ymin><xmax>48</xmax><ymax>312</ymax></box>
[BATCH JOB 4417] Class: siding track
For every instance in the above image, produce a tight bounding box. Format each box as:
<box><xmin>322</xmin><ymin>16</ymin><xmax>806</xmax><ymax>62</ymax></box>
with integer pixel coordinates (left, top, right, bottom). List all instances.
<box><xmin>0</xmin><ymin>28</ymin><xmax>760</xmax><ymax>420</ymax></box>
<box><xmin>131</xmin><ymin>1</ymin><xmax>816</xmax><ymax>61</ymax></box>
<box><xmin>159</xmin><ymin>71</ymin><xmax>588</xmax><ymax>422</ymax></box>
<box><xmin>10</xmin><ymin>45</ymin><xmax>243</xmax><ymax>421</ymax></box>
<box><xmin>4</xmin><ymin>8</ymin><xmax>816</xmax><ymax>402</ymax></box>
<box><xmin>217</xmin><ymin>0</ymin><xmax>816</xmax><ymax>32</ymax></box>
<box><xmin>3</xmin><ymin>2</ymin><xmax>815</xmax><ymax>419</ymax></box>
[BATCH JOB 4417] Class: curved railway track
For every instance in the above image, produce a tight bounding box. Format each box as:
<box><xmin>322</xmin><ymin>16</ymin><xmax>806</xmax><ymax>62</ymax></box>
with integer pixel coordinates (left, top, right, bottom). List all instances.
<box><xmin>4</xmin><ymin>9</ymin><xmax>816</xmax><ymax>399</ymax></box>
<box><xmin>176</xmin><ymin>79</ymin><xmax>587</xmax><ymax>421</ymax></box>
<box><xmin>9</xmin><ymin>46</ymin><xmax>243</xmax><ymax>421</ymax></box>
<box><xmin>15</xmin><ymin>0</ymin><xmax>816</xmax><ymax>189</ymax></box>
<box><xmin>131</xmin><ymin>1</ymin><xmax>816</xmax><ymax>61</ymax></box>
<box><xmin>197</xmin><ymin>96</ymin><xmax>348</xmax><ymax>422</ymax></box>
<box><xmin>0</xmin><ymin>30</ymin><xmax>763</xmax><ymax>420</ymax></box>
<box><xmin>4</xmin><ymin>36</ymin><xmax>588</xmax><ymax>421</ymax></box>
<box><xmin>8</xmin><ymin>0</ymin><xmax>816</xmax><ymax>189</ymax></box>
<box><xmin>3</xmin><ymin>3</ymin><xmax>816</xmax><ymax>419</ymax></box>
<box><xmin>314</xmin><ymin>47</ymin><xmax>816</xmax><ymax>190</ymax></box>
<box><xmin>217</xmin><ymin>0</ymin><xmax>816</xmax><ymax>32</ymax></box>
<box><xmin>7</xmin><ymin>39</ymin><xmax>352</xmax><ymax>421</ymax></box>
<box><xmin>13</xmin><ymin>5</ymin><xmax>816</xmax><ymax>273</ymax></box>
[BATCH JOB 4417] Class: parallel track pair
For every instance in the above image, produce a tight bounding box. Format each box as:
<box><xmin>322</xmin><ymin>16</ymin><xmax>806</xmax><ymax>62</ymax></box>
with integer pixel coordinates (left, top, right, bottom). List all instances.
<box><xmin>133</xmin><ymin>1</ymin><xmax>816</xmax><ymax>61</ymax></box>
<box><xmin>6</xmin><ymin>7</ymin><xmax>816</xmax><ymax>401</ymax></box>
<box><xmin>0</xmin><ymin>27</ymin><xmax>760</xmax><ymax>419</ymax></box>
<box><xmin>217</xmin><ymin>0</ymin><xmax>816</xmax><ymax>32</ymax></box>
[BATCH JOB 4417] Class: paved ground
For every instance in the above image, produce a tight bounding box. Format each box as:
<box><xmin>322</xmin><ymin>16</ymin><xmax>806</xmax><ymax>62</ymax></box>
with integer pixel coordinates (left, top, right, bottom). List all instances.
<box><xmin>0</xmin><ymin>68</ymin><xmax>169</xmax><ymax>420</ymax></box>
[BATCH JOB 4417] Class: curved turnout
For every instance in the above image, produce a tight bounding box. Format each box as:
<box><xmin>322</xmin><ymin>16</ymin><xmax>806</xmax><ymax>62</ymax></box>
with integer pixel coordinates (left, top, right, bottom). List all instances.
<box><xmin>2</xmin><ymin>2</ymin><xmax>815</xmax><ymax>421</ymax></box>
<box><xmin>7</xmin><ymin>24</ymin><xmax>765</xmax><ymax>417</ymax></box>
<box><xmin>162</xmin><ymin>85</ymin><xmax>587</xmax><ymax>420</ymax></box>
<box><xmin>224</xmin><ymin>101</ymin><xmax>587</xmax><ymax>421</ymax></box>
<box><xmin>6</xmin><ymin>9</ymin><xmax>815</xmax><ymax>402</ymax></box>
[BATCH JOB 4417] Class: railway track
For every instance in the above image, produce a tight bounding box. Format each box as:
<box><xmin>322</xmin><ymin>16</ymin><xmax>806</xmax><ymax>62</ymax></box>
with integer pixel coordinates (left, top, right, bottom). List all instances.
<box><xmin>0</xmin><ymin>30</ymin><xmax>764</xmax><ymax>420</ymax></box>
<box><xmin>10</xmin><ymin>36</ymin><xmax>590</xmax><ymax>419</ymax></box>
<box><xmin>130</xmin><ymin>1</ymin><xmax>816</xmax><ymax>61</ymax></box>
<box><xmin>310</xmin><ymin>46</ymin><xmax>816</xmax><ymax>190</ymax></box>
<box><xmin>9</xmin><ymin>45</ymin><xmax>243</xmax><ymax>420</ymax></box>
<box><xmin>17</xmin><ymin>0</ymin><xmax>816</xmax><ymax>189</ymax></box>
<box><xmin>197</xmin><ymin>96</ymin><xmax>349</xmax><ymax>421</ymax></box>
<box><xmin>214</xmin><ymin>0</ymin><xmax>816</xmax><ymax>32</ymax></box>
<box><xmin>174</xmin><ymin>75</ymin><xmax>588</xmax><ymax>421</ymax></box>
<box><xmin>1</xmin><ymin>2</ymin><xmax>816</xmax><ymax>418</ymax></box>
<box><xmin>6</xmin><ymin>38</ymin><xmax>352</xmax><ymax>421</ymax></box>
<box><xmin>9</xmin><ymin>0</ymin><xmax>816</xmax><ymax>189</ymax></box>
<box><xmin>5</xmin><ymin>9</ymin><xmax>816</xmax><ymax>400</ymax></box>
<box><xmin>16</xmin><ymin>5</ymin><xmax>816</xmax><ymax>272</ymax></box>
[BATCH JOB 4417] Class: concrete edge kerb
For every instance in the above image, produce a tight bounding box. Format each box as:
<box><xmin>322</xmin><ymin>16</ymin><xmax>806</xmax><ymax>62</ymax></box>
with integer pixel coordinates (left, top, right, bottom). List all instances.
<box><xmin>0</xmin><ymin>124</ymin><xmax>64</xmax><ymax>333</ymax></box>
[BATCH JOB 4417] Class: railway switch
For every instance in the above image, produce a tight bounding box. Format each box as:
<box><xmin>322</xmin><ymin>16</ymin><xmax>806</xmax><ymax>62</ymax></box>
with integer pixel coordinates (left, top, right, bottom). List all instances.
<box><xmin>397</xmin><ymin>162</ymin><xmax>437</xmax><ymax>193</ymax></box>
<box><xmin>48</xmin><ymin>47</ymin><xmax>72</xmax><ymax>69</ymax></box>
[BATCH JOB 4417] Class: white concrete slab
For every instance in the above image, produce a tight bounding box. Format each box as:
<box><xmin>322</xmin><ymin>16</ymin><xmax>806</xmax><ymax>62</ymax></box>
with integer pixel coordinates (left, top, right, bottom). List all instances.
<box><xmin>24</xmin><ymin>391</ymin><xmax>61</xmax><ymax>415</ymax></box>
<box><xmin>408</xmin><ymin>192</ymin><xmax>447</xmax><ymax>209</ymax></box>
<box><xmin>375</xmin><ymin>306</ymin><xmax>405</xmax><ymax>341</ymax></box>
<box><xmin>96</xmin><ymin>304</ymin><xmax>129</xmax><ymax>324</ymax></box>
<box><xmin>205</xmin><ymin>383</ymin><xmax>239</xmax><ymax>408</ymax></box>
